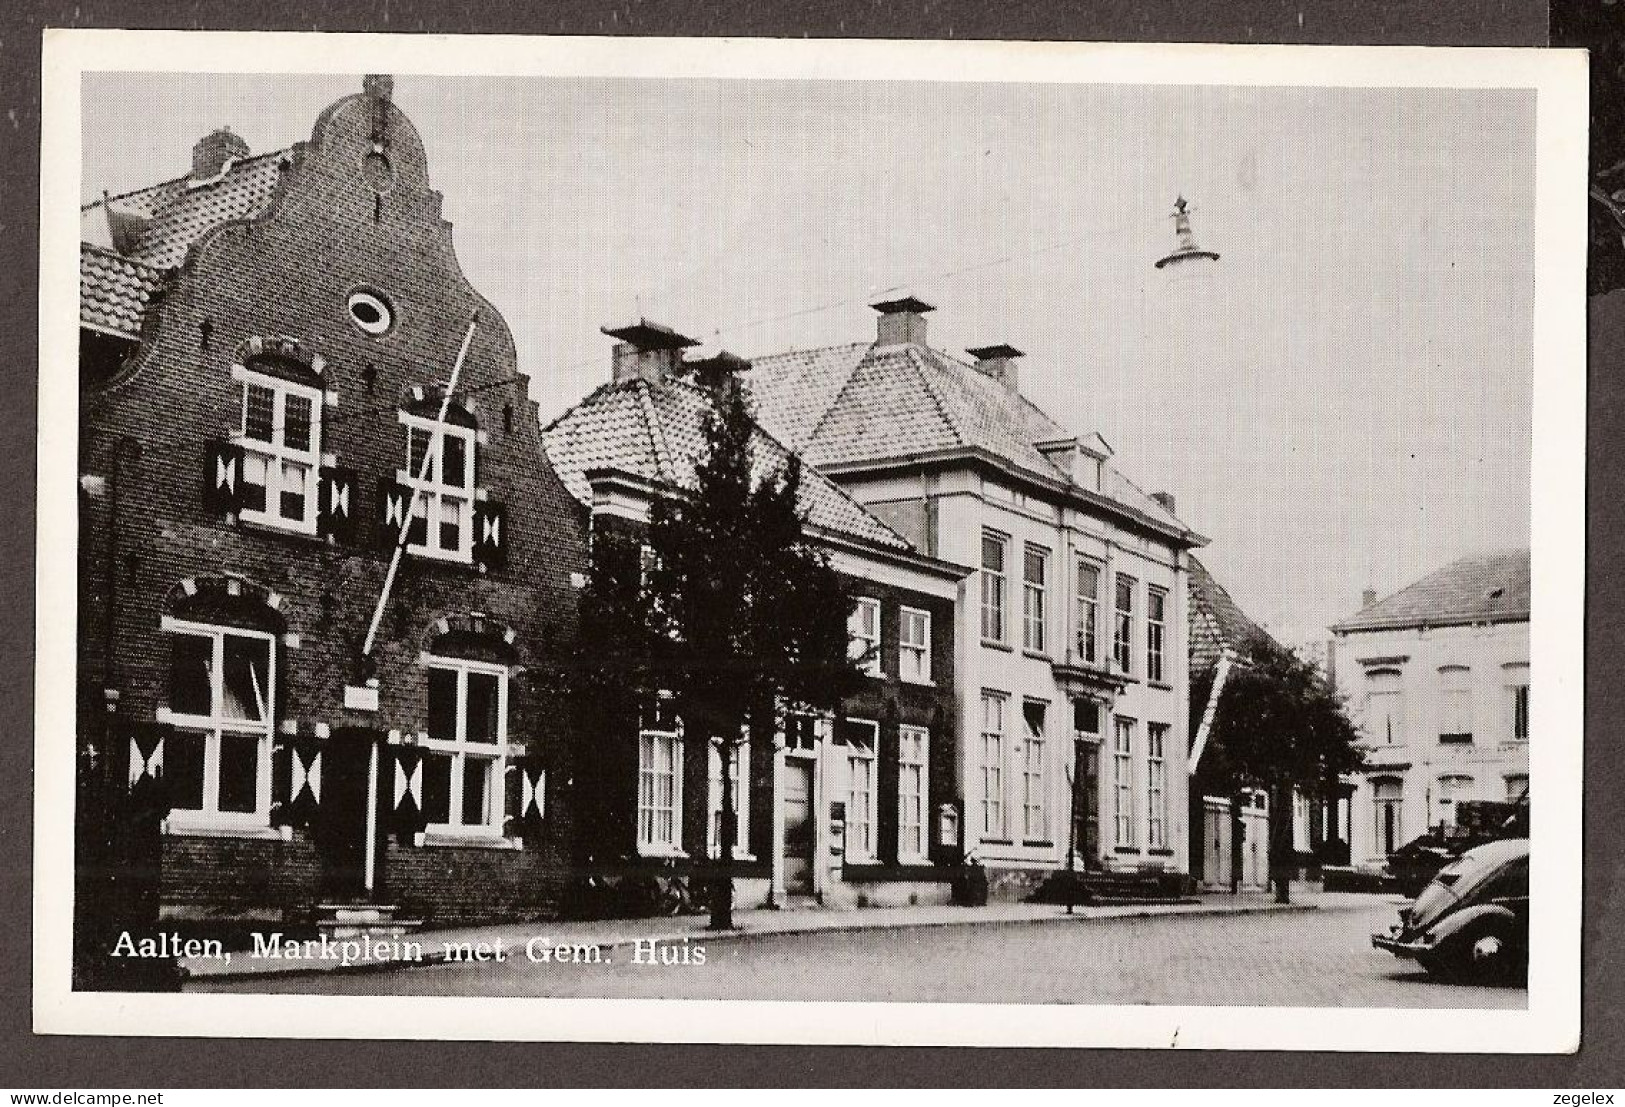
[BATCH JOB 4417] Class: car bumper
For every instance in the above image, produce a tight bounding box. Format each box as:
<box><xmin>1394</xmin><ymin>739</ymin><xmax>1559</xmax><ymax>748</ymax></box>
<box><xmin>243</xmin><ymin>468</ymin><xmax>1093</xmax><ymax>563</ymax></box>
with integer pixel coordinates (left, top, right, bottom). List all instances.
<box><xmin>1372</xmin><ymin>932</ymin><xmax>1434</xmax><ymax>958</ymax></box>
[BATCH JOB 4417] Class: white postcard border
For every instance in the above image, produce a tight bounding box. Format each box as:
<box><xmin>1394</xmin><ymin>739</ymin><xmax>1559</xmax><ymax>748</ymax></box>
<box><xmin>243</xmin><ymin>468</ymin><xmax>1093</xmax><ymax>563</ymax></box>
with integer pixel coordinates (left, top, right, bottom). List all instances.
<box><xmin>34</xmin><ymin>28</ymin><xmax>1588</xmax><ymax>1051</ymax></box>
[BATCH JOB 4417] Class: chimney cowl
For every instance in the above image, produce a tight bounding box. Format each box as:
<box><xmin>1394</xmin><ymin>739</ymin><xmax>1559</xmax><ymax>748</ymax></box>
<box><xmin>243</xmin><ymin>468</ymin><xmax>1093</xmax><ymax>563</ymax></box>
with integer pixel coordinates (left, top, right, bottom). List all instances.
<box><xmin>871</xmin><ymin>293</ymin><xmax>935</xmax><ymax>348</ymax></box>
<box><xmin>364</xmin><ymin>74</ymin><xmax>395</xmax><ymax>102</ymax></box>
<box><xmin>1361</xmin><ymin>587</ymin><xmax>1378</xmax><ymax>608</ymax></box>
<box><xmin>191</xmin><ymin>126</ymin><xmax>250</xmax><ymax>180</ymax></box>
<box><xmin>1149</xmin><ymin>491</ymin><xmax>1177</xmax><ymax>516</ymax></box>
<box><xmin>602</xmin><ymin>319</ymin><xmax>700</xmax><ymax>385</ymax></box>
<box><xmin>966</xmin><ymin>343</ymin><xmax>1025</xmax><ymax>390</ymax></box>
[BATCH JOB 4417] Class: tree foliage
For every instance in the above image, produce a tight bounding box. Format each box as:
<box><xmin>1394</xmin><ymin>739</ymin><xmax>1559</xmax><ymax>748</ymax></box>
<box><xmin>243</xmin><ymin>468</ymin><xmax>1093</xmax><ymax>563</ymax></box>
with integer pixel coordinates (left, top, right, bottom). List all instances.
<box><xmin>1194</xmin><ymin>640</ymin><xmax>1365</xmax><ymax>794</ymax></box>
<box><xmin>554</xmin><ymin>377</ymin><xmax>863</xmax><ymax>924</ymax></box>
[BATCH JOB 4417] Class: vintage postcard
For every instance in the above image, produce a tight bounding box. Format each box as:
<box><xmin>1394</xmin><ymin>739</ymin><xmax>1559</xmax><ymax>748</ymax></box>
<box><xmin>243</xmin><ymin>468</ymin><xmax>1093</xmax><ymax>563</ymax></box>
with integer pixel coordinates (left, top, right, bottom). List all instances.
<box><xmin>33</xmin><ymin>30</ymin><xmax>1586</xmax><ymax>1050</ymax></box>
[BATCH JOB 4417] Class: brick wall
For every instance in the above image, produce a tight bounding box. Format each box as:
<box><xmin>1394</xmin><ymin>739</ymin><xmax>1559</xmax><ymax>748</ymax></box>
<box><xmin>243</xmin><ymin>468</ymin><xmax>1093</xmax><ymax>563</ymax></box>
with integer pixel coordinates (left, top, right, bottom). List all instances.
<box><xmin>80</xmin><ymin>85</ymin><xmax>586</xmax><ymax>925</ymax></box>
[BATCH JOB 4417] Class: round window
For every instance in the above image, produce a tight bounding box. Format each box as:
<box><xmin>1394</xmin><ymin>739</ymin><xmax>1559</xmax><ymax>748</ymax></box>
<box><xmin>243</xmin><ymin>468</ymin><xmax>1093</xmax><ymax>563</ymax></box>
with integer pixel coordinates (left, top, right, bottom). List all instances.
<box><xmin>347</xmin><ymin>290</ymin><xmax>394</xmax><ymax>336</ymax></box>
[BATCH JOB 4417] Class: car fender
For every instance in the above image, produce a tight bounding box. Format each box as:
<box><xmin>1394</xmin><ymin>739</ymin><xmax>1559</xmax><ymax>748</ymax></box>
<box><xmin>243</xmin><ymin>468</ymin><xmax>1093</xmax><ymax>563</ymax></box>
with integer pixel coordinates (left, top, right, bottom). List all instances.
<box><xmin>1425</xmin><ymin>902</ymin><xmax>1517</xmax><ymax>944</ymax></box>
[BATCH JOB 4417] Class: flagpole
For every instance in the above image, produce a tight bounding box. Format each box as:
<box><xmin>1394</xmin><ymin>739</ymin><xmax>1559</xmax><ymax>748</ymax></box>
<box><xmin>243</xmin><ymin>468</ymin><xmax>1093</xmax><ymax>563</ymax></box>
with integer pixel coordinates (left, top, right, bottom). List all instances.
<box><xmin>361</xmin><ymin>315</ymin><xmax>480</xmax><ymax>658</ymax></box>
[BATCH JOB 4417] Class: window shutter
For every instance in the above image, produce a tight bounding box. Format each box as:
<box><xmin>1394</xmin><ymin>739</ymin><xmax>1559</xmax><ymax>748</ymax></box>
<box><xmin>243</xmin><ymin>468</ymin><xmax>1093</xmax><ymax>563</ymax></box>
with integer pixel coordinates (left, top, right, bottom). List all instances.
<box><xmin>377</xmin><ymin>478</ymin><xmax>411</xmax><ymax>551</ymax></box>
<box><xmin>505</xmin><ymin>755</ymin><xmax>546</xmax><ymax>838</ymax></box>
<box><xmin>474</xmin><ymin>500</ymin><xmax>508</xmax><ymax>571</ymax></box>
<box><xmin>272</xmin><ymin>736</ymin><xmax>323</xmax><ymax>827</ymax></box>
<box><xmin>318</xmin><ymin>467</ymin><xmax>360</xmax><ymax>544</ymax></box>
<box><xmin>202</xmin><ymin>439</ymin><xmax>246</xmax><ymax>513</ymax></box>
<box><xmin>389</xmin><ymin>745</ymin><xmax>427</xmax><ymax>842</ymax></box>
<box><xmin>122</xmin><ymin>720</ymin><xmax>175</xmax><ymax>816</ymax></box>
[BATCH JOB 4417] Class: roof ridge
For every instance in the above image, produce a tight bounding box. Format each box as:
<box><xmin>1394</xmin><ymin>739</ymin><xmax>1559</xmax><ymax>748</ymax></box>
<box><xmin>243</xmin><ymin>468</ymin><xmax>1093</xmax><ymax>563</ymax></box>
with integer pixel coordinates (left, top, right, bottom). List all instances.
<box><xmin>902</xmin><ymin>345</ymin><xmax>970</xmax><ymax>448</ymax></box>
<box><xmin>800</xmin><ymin>343</ymin><xmax>875</xmax><ymax>446</ymax></box>
<box><xmin>633</xmin><ymin>381</ymin><xmax>677</xmax><ymax>485</ymax></box>
<box><xmin>81</xmin><ymin>148</ymin><xmax>295</xmax><ymax>213</ymax></box>
<box><xmin>661</xmin><ymin>375</ymin><xmax>915</xmax><ymax>551</ymax></box>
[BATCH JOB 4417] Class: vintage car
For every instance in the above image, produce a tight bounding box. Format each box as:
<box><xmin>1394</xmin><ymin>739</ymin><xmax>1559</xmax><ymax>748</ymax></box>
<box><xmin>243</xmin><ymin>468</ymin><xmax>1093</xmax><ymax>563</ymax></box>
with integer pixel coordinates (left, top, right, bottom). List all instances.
<box><xmin>1372</xmin><ymin>837</ymin><xmax>1528</xmax><ymax>982</ymax></box>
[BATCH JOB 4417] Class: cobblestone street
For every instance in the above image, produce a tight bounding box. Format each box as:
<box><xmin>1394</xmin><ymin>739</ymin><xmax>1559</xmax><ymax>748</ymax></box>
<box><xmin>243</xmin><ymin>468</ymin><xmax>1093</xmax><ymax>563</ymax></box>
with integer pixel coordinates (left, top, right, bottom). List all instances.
<box><xmin>192</xmin><ymin>893</ymin><xmax>1525</xmax><ymax>1008</ymax></box>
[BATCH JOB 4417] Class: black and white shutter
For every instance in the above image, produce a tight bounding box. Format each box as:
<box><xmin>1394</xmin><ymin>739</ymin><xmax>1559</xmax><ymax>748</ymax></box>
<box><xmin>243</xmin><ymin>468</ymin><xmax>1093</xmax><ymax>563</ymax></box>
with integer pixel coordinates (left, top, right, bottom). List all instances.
<box><xmin>473</xmin><ymin>500</ymin><xmax>508</xmax><ymax>571</ymax></box>
<box><xmin>271</xmin><ymin>736</ymin><xmax>324</xmax><ymax>827</ymax></box>
<box><xmin>317</xmin><ymin>467</ymin><xmax>360</xmax><ymax>544</ymax></box>
<box><xmin>202</xmin><ymin>439</ymin><xmax>246</xmax><ymax>514</ymax></box>
<box><xmin>505</xmin><ymin>755</ymin><xmax>546</xmax><ymax>838</ymax></box>
<box><xmin>377</xmin><ymin>478</ymin><xmax>413</xmax><ymax>551</ymax></box>
<box><xmin>390</xmin><ymin>746</ymin><xmax>427</xmax><ymax>842</ymax></box>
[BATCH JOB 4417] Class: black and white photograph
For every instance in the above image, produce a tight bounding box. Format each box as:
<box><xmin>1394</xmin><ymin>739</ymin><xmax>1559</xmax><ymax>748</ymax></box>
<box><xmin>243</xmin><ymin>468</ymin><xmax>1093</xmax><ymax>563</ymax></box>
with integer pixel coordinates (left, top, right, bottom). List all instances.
<box><xmin>33</xmin><ymin>30</ymin><xmax>1585</xmax><ymax>1051</ymax></box>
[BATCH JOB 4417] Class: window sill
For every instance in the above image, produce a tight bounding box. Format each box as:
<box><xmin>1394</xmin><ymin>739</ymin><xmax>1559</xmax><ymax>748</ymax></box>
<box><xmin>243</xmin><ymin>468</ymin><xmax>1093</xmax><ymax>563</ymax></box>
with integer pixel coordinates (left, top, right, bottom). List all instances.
<box><xmin>164</xmin><ymin>819</ymin><xmax>290</xmax><ymax>841</ymax></box>
<box><xmin>637</xmin><ymin>845</ymin><xmax>690</xmax><ymax>860</ymax></box>
<box><xmin>418</xmin><ymin>828</ymin><xmax>523</xmax><ymax>850</ymax></box>
<box><xmin>1147</xmin><ymin>848</ymin><xmax>1175</xmax><ymax>857</ymax></box>
<box><xmin>1113</xmin><ymin>846</ymin><xmax>1142</xmax><ymax>855</ymax></box>
<box><xmin>706</xmin><ymin>850</ymin><xmax>757</xmax><ymax>862</ymax></box>
<box><xmin>981</xmin><ymin>639</ymin><xmax>1014</xmax><ymax>653</ymax></box>
<box><xmin>1022</xmin><ymin>839</ymin><xmax>1055</xmax><ymax>849</ymax></box>
<box><xmin>1147</xmin><ymin>681</ymin><xmax>1173</xmax><ymax>692</ymax></box>
<box><xmin>1022</xmin><ymin>650</ymin><xmax>1053</xmax><ymax>662</ymax></box>
<box><xmin>899</xmin><ymin>677</ymin><xmax>936</xmax><ymax>688</ymax></box>
<box><xmin>238</xmin><ymin>513</ymin><xmax>321</xmax><ymax>540</ymax></box>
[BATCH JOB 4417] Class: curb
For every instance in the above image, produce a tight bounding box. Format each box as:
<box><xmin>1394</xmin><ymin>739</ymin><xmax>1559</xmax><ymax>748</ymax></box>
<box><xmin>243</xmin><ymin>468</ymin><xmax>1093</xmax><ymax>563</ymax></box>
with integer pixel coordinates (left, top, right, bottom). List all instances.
<box><xmin>183</xmin><ymin>900</ymin><xmax>1320</xmax><ymax>985</ymax></box>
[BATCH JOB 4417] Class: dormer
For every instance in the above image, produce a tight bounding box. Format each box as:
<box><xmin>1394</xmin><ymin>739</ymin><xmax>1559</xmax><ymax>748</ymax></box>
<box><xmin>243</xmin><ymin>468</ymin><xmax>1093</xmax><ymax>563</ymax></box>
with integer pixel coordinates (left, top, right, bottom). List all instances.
<box><xmin>1037</xmin><ymin>431</ymin><xmax>1112</xmax><ymax>492</ymax></box>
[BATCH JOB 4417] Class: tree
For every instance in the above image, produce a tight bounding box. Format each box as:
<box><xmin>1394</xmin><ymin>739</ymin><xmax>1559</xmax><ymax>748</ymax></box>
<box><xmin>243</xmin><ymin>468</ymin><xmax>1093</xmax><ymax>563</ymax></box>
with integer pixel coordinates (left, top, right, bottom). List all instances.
<box><xmin>1190</xmin><ymin>641</ymin><xmax>1364</xmax><ymax>903</ymax></box>
<box><xmin>557</xmin><ymin>377</ymin><xmax>865</xmax><ymax>928</ymax></box>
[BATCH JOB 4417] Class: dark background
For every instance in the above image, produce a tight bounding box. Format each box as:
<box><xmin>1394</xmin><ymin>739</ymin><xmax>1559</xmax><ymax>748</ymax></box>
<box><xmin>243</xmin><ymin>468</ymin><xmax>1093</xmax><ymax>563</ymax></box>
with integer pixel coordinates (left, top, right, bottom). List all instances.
<box><xmin>6</xmin><ymin>0</ymin><xmax>1619</xmax><ymax>1088</ymax></box>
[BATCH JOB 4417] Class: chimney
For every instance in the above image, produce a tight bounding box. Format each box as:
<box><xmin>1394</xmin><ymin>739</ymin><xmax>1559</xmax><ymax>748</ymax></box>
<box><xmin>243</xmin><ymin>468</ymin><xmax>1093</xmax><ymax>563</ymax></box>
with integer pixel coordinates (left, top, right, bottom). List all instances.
<box><xmin>967</xmin><ymin>344</ymin><xmax>1024</xmax><ymax>391</ymax></box>
<box><xmin>684</xmin><ymin>349</ymin><xmax>752</xmax><ymax>393</ymax></box>
<box><xmin>1361</xmin><ymin>588</ymin><xmax>1378</xmax><ymax>608</ymax></box>
<box><xmin>191</xmin><ymin>126</ymin><xmax>249</xmax><ymax>180</ymax></box>
<box><xmin>601</xmin><ymin>319</ymin><xmax>700</xmax><ymax>384</ymax></box>
<box><xmin>872</xmin><ymin>294</ymin><xmax>934</xmax><ymax>348</ymax></box>
<box><xmin>1150</xmin><ymin>491</ymin><xmax>1177</xmax><ymax>515</ymax></box>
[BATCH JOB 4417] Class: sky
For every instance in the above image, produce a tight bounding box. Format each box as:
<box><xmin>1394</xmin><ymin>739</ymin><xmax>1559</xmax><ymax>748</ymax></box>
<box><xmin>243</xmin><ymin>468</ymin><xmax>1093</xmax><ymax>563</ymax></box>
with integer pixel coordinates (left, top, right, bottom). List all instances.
<box><xmin>80</xmin><ymin>72</ymin><xmax>1536</xmax><ymax>646</ymax></box>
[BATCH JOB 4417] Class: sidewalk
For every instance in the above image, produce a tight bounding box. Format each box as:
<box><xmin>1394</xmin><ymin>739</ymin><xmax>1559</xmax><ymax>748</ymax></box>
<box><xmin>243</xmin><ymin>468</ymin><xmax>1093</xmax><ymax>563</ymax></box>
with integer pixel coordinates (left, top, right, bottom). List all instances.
<box><xmin>182</xmin><ymin>890</ymin><xmax>1355</xmax><ymax>981</ymax></box>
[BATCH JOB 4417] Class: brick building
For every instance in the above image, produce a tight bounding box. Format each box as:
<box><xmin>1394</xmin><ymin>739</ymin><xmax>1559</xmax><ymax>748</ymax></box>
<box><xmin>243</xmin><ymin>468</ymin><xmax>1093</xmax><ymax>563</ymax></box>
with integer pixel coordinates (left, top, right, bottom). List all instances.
<box><xmin>744</xmin><ymin>298</ymin><xmax>1207</xmax><ymax>897</ymax></box>
<box><xmin>77</xmin><ymin>76</ymin><xmax>585</xmax><ymax>928</ymax></box>
<box><xmin>543</xmin><ymin>324</ymin><xmax>970</xmax><ymax>908</ymax></box>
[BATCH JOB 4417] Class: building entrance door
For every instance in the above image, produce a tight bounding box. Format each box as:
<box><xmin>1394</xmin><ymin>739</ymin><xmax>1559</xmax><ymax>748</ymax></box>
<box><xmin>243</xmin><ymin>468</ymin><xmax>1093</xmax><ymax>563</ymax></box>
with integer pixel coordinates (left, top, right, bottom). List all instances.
<box><xmin>782</xmin><ymin>758</ymin><xmax>815</xmax><ymax>894</ymax></box>
<box><xmin>1071</xmin><ymin>740</ymin><xmax>1102</xmax><ymax>869</ymax></box>
<box><xmin>313</xmin><ymin>728</ymin><xmax>382</xmax><ymax>901</ymax></box>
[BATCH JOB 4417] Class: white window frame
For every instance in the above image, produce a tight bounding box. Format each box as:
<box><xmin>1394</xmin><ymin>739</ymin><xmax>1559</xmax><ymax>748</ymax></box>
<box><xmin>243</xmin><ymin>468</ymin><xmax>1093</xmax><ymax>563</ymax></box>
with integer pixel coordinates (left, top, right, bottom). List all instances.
<box><xmin>1023</xmin><ymin>544</ymin><xmax>1049</xmax><ymax>654</ymax></box>
<box><xmin>1113</xmin><ymin>574</ymin><xmax>1136</xmax><ymax>676</ymax></box>
<box><xmin>1076</xmin><ymin>558</ymin><xmax>1102</xmax><ymax>665</ymax></box>
<box><xmin>843</xmin><ymin>718</ymin><xmax>879</xmax><ymax>862</ymax></box>
<box><xmin>398</xmin><ymin>411</ymin><xmax>478</xmax><ymax>564</ymax></box>
<box><xmin>981</xmin><ymin>531</ymin><xmax>1009</xmax><ymax>644</ymax></box>
<box><xmin>1021</xmin><ymin>699</ymin><xmax>1048</xmax><ymax>842</ymax></box>
<box><xmin>707</xmin><ymin>735</ymin><xmax>752</xmax><ymax>859</ymax></box>
<box><xmin>899</xmin><ymin>606</ymin><xmax>932</xmax><ymax>684</ymax></box>
<box><xmin>1436</xmin><ymin>773</ymin><xmax>1475</xmax><ymax>823</ymax></box>
<box><xmin>1438</xmin><ymin>665</ymin><xmax>1474</xmax><ymax>743</ymax></box>
<box><xmin>637</xmin><ymin>697</ymin><xmax>684</xmax><ymax>856</ymax></box>
<box><xmin>1146</xmin><ymin>586</ymin><xmax>1168</xmax><ymax>684</ymax></box>
<box><xmin>420</xmin><ymin>654</ymin><xmax>509</xmax><ymax>838</ymax></box>
<box><xmin>1113</xmin><ymin>716</ymin><xmax>1136</xmax><ymax>847</ymax></box>
<box><xmin>849</xmin><ymin>596</ymin><xmax>882</xmax><ymax>677</ymax></box>
<box><xmin>897</xmin><ymin>724</ymin><xmax>930</xmax><ymax>862</ymax></box>
<box><xmin>980</xmin><ymin>691</ymin><xmax>1008</xmax><ymax>838</ymax></box>
<box><xmin>1505</xmin><ymin>663</ymin><xmax>1530</xmax><ymax>743</ymax></box>
<box><xmin>1366</xmin><ymin>668</ymin><xmax>1404</xmax><ymax>745</ymax></box>
<box><xmin>160</xmin><ymin>616</ymin><xmax>276</xmax><ymax>831</ymax></box>
<box><xmin>234</xmin><ymin>366</ymin><xmax>322</xmax><ymax>535</ymax></box>
<box><xmin>1146</xmin><ymin>722</ymin><xmax>1169</xmax><ymax>849</ymax></box>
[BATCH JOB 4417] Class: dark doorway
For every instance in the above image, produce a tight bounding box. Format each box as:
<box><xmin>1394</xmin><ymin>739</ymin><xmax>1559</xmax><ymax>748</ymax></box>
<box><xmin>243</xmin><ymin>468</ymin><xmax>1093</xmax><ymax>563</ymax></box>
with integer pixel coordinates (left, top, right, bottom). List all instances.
<box><xmin>313</xmin><ymin>728</ymin><xmax>382</xmax><ymax>901</ymax></box>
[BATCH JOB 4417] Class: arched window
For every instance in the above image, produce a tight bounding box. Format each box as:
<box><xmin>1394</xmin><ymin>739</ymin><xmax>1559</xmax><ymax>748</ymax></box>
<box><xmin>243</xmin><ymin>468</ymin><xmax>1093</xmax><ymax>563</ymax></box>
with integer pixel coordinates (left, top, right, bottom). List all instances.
<box><xmin>1365</xmin><ymin>668</ymin><xmax>1404</xmax><ymax>745</ymax></box>
<box><xmin>235</xmin><ymin>355</ymin><xmax>323</xmax><ymax>534</ymax></box>
<box><xmin>161</xmin><ymin>616</ymin><xmax>276</xmax><ymax>829</ymax></box>
<box><xmin>1438</xmin><ymin>665</ymin><xmax>1473</xmax><ymax>744</ymax></box>
<box><xmin>420</xmin><ymin>652</ymin><xmax>508</xmax><ymax>836</ymax></box>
